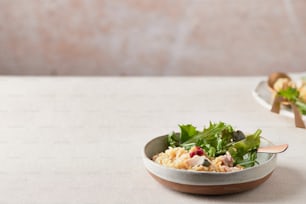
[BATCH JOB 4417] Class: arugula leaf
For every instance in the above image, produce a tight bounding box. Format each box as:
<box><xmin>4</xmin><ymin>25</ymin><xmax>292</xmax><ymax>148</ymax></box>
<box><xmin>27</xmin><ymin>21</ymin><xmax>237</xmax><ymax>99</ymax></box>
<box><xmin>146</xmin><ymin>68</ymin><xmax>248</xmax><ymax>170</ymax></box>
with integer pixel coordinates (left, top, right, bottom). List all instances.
<box><xmin>179</xmin><ymin>124</ymin><xmax>198</xmax><ymax>143</ymax></box>
<box><xmin>167</xmin><ymin>124</ymin><xmax>198</xmax><ymax>148</ymax></box>
<box><xmin>167</xmin><ymin>131</ymin><xmax>180</xmax><ymax>148</ymax></box>
<box><xmin>228</xmin><ymin>129</ymin><xmax>261</xmax><ymax>167</ymax></box>
<box><xmin>181</xmin><ymin>122</ymin><xmax>234</xmax><ymax>157</ymax></box>
<box><xmin>182</xmin><ymin>122</ymin><xmax>231</xmax><ymax>145</ymax></box>
<box><xmin>235</xmin><ymin>150</ymin><xmax>258</xmax><ymax>168</ymax></box>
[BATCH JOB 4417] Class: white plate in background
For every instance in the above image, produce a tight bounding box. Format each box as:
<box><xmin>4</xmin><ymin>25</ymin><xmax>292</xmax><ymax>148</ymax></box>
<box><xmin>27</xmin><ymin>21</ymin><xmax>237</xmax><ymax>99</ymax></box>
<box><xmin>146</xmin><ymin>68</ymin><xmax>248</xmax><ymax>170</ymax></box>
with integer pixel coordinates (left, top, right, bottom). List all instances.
<box><xmin>252</xmin><ymin>72</ymin><xmax>306</xmax><ymax>121</ymax></box>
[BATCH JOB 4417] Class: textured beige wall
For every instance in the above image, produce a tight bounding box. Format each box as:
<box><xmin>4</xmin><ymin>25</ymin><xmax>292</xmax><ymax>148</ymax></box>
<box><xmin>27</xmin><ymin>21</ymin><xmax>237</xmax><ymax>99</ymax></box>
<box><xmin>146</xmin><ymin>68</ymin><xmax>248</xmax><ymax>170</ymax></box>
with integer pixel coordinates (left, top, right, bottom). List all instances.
<box><xmin>0</xmin><ymin>0</ymin><xmax>305</xmax><ymax>76</ymax></box>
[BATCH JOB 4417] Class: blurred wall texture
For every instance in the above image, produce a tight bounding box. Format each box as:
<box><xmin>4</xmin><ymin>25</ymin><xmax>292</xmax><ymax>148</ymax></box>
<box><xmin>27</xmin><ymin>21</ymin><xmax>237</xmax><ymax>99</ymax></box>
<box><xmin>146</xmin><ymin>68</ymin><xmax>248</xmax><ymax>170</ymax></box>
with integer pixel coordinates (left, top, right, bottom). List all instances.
<box><xmin>0</xmin><ymin>0</ymin><xmax>305</xmax><ymax>76</ymax></box>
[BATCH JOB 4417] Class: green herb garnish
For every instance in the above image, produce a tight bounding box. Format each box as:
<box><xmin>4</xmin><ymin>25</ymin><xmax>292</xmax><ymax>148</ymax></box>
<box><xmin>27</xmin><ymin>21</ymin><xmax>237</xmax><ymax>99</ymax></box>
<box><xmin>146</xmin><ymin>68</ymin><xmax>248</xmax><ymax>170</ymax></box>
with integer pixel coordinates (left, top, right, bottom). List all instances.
<box><xmin>278</xmin><ymin>87</ymin><xmax>306</xmax><ymax>114</ymax></box>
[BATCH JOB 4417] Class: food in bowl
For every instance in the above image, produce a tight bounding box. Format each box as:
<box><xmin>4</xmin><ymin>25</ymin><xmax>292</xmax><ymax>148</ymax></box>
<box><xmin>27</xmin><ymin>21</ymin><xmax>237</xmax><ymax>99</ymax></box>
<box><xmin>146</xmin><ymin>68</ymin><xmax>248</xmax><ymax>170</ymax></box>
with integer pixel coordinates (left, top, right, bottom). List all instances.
<box><xmin>152</xmin><ymin>122</ymin><xmax>261</xmax><ymax>173</ymax></box>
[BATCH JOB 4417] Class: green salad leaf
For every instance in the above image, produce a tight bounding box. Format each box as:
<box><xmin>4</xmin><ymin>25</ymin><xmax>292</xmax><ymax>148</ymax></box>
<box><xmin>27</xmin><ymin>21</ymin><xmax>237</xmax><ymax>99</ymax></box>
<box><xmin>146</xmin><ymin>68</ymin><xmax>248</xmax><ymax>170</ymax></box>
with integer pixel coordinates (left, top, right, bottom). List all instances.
<box><xmin>228</xmin><ymin>129</ymin><xmax>261</xmax><ymax>167</ymax></box>
<box><xmin>278</xmin><ymin>87</ymin><xmax>306</xmax><ymax>114</ymax></box>
<box><xmin>296</xmin><ymin>100</ymin><xmax>306</xmax><ymax>115</ymax></box>
<box><xmin>167</xmin><ymin>122</ymin><xmax>261</xmax><ymax>167</ymax></box>
<box><xmin>278</xmin><ymin>87</ymin><xmax>299</xmax><ymax>101</ymax></box>
<box><xmin>167</xmin><ymin>124</ymin><xmax>198</xmax><ymax>148</ymax></box>
<box><xmin>179</xmin><ymin>124</ymin><xmax>199</xmax><ymax>143</ymax></box>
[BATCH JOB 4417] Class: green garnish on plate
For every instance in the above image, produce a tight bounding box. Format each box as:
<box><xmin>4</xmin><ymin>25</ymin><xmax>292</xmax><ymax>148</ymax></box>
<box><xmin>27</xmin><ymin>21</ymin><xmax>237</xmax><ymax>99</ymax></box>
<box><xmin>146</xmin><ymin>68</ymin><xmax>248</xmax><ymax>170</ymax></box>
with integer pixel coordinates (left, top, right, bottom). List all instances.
<box><xmin>278</xmin><ymin>87</ymin><xmax>306</xmax><ymax>115</ymax></box>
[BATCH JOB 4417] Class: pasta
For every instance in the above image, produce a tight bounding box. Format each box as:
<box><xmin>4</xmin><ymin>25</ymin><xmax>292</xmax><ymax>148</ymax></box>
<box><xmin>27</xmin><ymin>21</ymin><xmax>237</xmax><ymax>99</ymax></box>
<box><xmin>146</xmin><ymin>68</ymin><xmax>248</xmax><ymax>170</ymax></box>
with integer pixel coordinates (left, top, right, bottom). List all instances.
<box><xmin>153</xmin><ymin>146</ymin><xmax>244</xmax><ymax>173</ymax></box>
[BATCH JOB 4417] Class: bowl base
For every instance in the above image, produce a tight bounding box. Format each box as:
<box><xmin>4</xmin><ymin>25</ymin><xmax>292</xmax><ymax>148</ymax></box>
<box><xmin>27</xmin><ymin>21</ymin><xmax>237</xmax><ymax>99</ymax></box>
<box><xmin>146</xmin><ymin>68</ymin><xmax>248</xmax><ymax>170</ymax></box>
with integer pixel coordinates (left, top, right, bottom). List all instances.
<box><xmin>148</xmin><ymin>171</ymin><xmax>273</xmax><ymax>195</ymax></box>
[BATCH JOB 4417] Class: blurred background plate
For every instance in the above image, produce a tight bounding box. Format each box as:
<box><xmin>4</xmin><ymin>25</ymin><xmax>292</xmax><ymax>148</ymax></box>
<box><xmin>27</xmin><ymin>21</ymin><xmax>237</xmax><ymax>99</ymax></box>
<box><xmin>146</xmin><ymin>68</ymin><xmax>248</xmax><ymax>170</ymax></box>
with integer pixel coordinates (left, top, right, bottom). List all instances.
<box><xmin>252</xmin><ymin>72</ymin><xmax>306</xmax><ymax>121</ymax></box>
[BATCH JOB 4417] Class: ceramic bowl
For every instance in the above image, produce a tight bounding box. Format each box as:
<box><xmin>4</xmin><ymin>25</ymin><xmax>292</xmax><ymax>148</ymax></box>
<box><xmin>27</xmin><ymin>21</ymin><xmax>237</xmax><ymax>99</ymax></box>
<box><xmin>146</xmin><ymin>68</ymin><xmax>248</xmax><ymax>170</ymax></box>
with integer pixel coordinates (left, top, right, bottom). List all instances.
<box><xmin>143</xmin><ymin>135</ymin><xmax>277</xmax><ymax>195</ymax></box>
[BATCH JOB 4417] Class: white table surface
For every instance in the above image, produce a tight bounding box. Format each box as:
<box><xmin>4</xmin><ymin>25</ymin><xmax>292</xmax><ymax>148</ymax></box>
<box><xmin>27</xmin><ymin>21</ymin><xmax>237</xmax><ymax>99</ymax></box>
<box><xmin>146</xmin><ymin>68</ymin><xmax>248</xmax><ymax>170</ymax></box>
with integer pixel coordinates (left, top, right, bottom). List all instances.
<box><xmin>0</xmin><ymin>76</ymin><xmax>305</xmax><ymax>204</ymax></box>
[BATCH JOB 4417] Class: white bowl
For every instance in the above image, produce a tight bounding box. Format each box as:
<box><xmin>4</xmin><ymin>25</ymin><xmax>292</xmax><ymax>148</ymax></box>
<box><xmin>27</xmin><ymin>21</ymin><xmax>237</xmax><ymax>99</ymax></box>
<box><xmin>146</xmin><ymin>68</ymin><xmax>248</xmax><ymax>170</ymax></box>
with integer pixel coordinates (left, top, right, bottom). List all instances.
<box><xmin>143</xmin><ymin>135</ymin><xmax>277</xmax><ymax>195</ymax></box>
